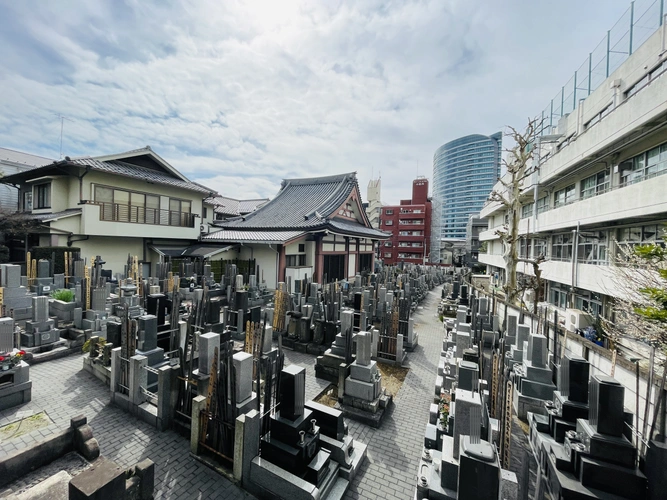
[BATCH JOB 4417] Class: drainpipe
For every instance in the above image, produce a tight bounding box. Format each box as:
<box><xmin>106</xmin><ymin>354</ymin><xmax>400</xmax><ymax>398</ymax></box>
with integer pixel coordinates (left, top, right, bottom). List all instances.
<box><xmin>268</xmin><ymin>244</ymin><xmax>279</xmax><ymax>288</ymax></box>
<box><xmin>68</xmin><ymin>234</ymin><xmax>90</xmax><ymax>247</ymax></box>
<box><xmin>78</xmin><ymin>165</ymin><xmax>92</xmax><ymax>204</ymax></box>
<box><xmin>570</xmin><ymin>221</ymin><xmax>580</xmax><ymax>307</ymax></box>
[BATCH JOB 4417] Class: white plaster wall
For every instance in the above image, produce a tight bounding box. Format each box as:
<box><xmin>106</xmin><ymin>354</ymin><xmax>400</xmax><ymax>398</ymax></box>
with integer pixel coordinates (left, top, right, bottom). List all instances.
<box><xmin>238</xmin><ymin>244</ymin><xmax>278</xmax><ymax>289</ymax></box>
<box><xmin>348</xmin><ymin>254</ymin><xmax>356</xmax><ymax>278</ymax></box>
<box><xmin>75</xmin><ymin>236</ymin><xmax>145</xmax><ymax>274</ymax></box>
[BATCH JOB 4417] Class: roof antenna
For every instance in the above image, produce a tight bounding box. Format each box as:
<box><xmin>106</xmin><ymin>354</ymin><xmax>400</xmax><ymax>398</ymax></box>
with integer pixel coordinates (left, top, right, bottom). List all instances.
<box><xmin>56</xmin><ymin>114</ymin><xmax>73</xmax><ymax>159</ymax></box>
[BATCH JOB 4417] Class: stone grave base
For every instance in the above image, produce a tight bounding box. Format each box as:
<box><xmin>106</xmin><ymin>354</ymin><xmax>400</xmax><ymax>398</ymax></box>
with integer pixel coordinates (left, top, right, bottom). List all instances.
<box><xmin>513</xmin><ymin>388</ymin><xmax>549</xmax><ymax>421</ymax></box>
<box><xmin>20</xmin><ymin>329</ymin><xmax>61</xmax><ymax>349</ymax></box>
<box><xmin>336</xmin><ymin>393</ymin><xmax>392</xmax><ymax>428</ymax></box>
<box><xmin>0</xmin><ymin>382</ymin><xmax>32</xmax><ymax>412</ymax></box>
<box><xmin>281</xmin><ymin>338</ymin><xmax>328</xmax><ymax>356</ymax></box>
<box><xmin>319</xmin><ymin>435</ymin><xmax>367</xmax><ymax>482</ymax></box>
<box><xmin>373</xmin><ymin>350</ymin><xmax>407</xmax><ymax>367</ymax></box>
<box><xmin>250</xmin><ymin>456</ymin><xmax>348</xmax><ymax>500</ymax></box>
<box><xmin>82</xmin><ymin>357</ymin><xmax>111</xmax><ymax>386</ymax></box>
<box><xmin>0</xmin><ymin>362</ymin><xmax>32</xmax><ymax>412</ymax></box>
<box><xmin>315</xmin><ymin>354</ymin><xmax>348</xmax><ymax>383</ymax></box>
<box><xmin>403</xmin><ymin>333</ymin><xmax>419</xmax><ymax>351</ymax></box>
<box><xmin>1</xmin><ymin>470</ymin><xmax>72</xmax><ymax>500</ymax></box>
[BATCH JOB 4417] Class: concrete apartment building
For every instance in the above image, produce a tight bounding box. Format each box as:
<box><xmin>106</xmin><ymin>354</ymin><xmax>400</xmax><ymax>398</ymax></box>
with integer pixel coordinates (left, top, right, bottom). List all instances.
<box><xmin>378</xmin><ymin>177</ymin><xmax>432</xmax><ymax>265</ymax></box>
<box><xmin>479</xmin><ymin>10</ymin><xmax>667</xmax><ymax>328</ymax></box>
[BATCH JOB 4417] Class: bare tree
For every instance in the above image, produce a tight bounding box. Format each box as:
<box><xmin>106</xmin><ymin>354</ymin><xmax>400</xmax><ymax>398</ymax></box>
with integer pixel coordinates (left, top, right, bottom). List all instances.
<box><xmin>488</xmin><ymin>119</ymin><xmax>543</xmax><ymax>307</ymax></box>
<box><xmin>604</xmin><ymin>235</ymin><xmax>667</xmax><ymax>351</ymax></box>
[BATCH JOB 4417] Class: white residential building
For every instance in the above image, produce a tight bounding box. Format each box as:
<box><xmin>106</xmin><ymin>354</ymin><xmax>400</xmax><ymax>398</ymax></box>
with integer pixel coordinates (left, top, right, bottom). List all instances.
<box><xmin>480</xmin><ymin>16</ymin><xmax>667</xmax><ymax>323</ymax></box>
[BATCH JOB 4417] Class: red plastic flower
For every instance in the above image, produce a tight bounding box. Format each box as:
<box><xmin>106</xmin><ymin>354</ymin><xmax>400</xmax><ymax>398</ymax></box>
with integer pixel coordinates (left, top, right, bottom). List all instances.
<box><xmin>18</xmin><ymin>350</ymin><xmax>25</xmax><ymax>355</ymax></box>
<box><xmin>0</xmin><ymin>357</ymin><xmax>5</xmax><ymax>362</ymax></box>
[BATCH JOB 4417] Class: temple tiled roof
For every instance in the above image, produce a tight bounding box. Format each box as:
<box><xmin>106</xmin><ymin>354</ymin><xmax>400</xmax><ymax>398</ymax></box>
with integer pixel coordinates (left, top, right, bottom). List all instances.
<box><xmin>216</xmin><ymin>172</ymin><xmax>390</xmax><ymax>239</ymax></box>
<box><xmin>202</xmin><ymin>229</ymin><xmax>306</xmax><ymax>244</ymax></box>
<box><xmin>206</xmin><ymin>196</ymin><xmax>269</xmax><ymax>216</ymax></box>
<box><xmin>223</xmin><ymin>173</ymin><xmax>356</xmax><ymax>229</ymax></box>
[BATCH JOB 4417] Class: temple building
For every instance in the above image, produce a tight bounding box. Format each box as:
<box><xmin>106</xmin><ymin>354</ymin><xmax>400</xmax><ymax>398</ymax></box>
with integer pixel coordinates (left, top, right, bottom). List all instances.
<box><xmin>203</xmin><ymin>172</ymin><xmax>389</xmax><ymax>288</ymax></box>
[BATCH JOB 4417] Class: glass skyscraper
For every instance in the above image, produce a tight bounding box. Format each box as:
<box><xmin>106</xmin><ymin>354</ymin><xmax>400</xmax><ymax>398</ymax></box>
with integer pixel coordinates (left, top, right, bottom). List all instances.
<box><xmin>432</xmin><ymin>133</ymin><xmax>502</xmax><ymax>241</ymax></box>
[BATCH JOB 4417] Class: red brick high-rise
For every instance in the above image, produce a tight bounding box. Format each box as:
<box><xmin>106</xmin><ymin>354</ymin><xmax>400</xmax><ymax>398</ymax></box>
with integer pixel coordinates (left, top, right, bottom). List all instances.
<box><xmin>378</xmin><ymin>177</ymin><xmax>432</xmax><ymax>265</ymax></box>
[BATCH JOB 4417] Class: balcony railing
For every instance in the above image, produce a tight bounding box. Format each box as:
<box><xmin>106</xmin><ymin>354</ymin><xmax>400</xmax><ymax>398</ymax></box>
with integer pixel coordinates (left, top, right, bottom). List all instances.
<box><xmin>97</xmin><ymin>203</ymin><xmax>196</xmax><ymax>228</ymax></box>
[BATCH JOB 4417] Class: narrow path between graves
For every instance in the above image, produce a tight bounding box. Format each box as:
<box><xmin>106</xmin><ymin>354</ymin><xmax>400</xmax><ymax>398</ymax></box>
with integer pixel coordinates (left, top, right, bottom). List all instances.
<box><xmin>284</xmin><ymin>285</ymin><xmax>445</xmax><ymax>500</ymax></box>
<box><xmin>2</xmin><ymin>288</ymin><xmax>444</xmax><ymax>500</ymax></box>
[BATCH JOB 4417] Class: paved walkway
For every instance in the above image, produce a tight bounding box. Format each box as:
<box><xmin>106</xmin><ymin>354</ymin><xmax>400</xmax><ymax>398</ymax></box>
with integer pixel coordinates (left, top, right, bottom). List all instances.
<box><xmin>0</xmin><ymin>286</ymin><xmax>445</xmax><ymax>500</ymax></box>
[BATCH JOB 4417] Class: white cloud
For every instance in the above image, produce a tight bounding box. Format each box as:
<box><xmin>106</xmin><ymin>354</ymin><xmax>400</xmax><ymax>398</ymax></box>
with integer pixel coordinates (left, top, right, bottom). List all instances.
<box><xmin>0</xmin><ymin>0</ymin><xmax>633</xmax><ymax>204</ymax></box>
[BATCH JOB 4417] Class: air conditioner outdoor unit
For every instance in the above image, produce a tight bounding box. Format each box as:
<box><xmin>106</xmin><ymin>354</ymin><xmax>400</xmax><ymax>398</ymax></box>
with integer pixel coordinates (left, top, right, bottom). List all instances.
<box><xmin>565</xmin><ymin>308</ymin><xmax>593</xmax><ymax>332</ymax></box>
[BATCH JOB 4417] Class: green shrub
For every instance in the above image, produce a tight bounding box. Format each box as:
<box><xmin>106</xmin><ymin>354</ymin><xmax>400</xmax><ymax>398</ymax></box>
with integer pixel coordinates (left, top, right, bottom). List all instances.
<box><xmin>29</xmin><ymin>246</ymin><xmax>80</xmax><ymax>274</ymax></box>
<box><xmin>50</xmin><ymin>289</ymin><xmax>74</xmax><ymax>302</ymax></box>
<box><xmin>0</xmin><ymin>245</ymin><xmax>9</xmax><ymax>263</ymax></box>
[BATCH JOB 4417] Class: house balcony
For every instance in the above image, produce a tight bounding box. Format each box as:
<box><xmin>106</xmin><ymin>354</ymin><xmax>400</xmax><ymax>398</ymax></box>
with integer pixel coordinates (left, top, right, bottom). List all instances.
<box><xmin>79</xmin><ymin>203</ymin><xmax>200</xmax><ymax>239</ymax></box>
<box><xmin>97</xmin><ymin>203</ymin><xmax>196</xmax><ymax>228</ymax></box>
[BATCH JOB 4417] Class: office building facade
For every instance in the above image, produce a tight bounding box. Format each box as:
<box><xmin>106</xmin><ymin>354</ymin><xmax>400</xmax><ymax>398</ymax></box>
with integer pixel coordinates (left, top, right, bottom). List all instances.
<box><xmin>433</xmin><ymin>133</ymin><xmax>501</xmax><ymax>241</ymax></box>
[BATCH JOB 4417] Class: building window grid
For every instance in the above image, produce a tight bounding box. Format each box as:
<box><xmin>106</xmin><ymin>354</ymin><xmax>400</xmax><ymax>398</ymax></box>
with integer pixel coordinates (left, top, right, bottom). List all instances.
<box><xmin>581</xmin><ymin>170</ymin><xmax>611</xmax><ymax>199</ymax></box>
<box><xmin>620</xmin><ymin>144</ymin><xmax>667</xmax><ymax>186</ymax></box>
<box><xmin>521</xmin><ymin>202</ymin><xmax>534</xmax><ymax>219</ymax></box>
<box><xmin>554</xmin><ymin>184</ymin><xmax>576</xmax><ymax>208</ymax></box>
<box><xmin>551</xmin><ymin>233</ymin><xmax>573</xmax><ymax>261</ymax></box>
<box><xmin>536</xmin><ymin>197</ymin><xmax>549</xmax><ymax>214</ymax></box>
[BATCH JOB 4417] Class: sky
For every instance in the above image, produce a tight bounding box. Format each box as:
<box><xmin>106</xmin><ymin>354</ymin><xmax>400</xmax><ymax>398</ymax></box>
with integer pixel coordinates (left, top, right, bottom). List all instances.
<box><xmin>0</xmin><ymin>0</ymin><xmax>635</xmax><ymax>205</ymax></box>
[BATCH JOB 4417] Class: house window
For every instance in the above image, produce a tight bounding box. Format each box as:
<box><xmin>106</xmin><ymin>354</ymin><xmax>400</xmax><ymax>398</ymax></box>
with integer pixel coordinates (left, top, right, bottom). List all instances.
<box><xmin>203</xmin><ymin>207</ymin><xmax>208</xmax><ymax>219</ymax></box>
<box><xmin>554</xmin><ymin>184</ymin><xmax>576</xmax><ymax>207</ymax></box>
<box><xmin>580</xmin><ymin>170</ymin><xmax>610</xmax><ymax>199</ymax></box>
<box><xmin>23</xmin><ymin>191</ymin><xmax>32</xmax><ymax>211</ymax></box>
<box><xmin>298</xmin><ymin>243</ymin><xmax>305</xmax><ymax>253</ymax></box>
<box><xmin>384</xmin><ymin>252</ymin><xmax>392</xmax><ymax>258</ymax></box>
<box><xmin>94</xmin><ymin>184</ymin><xmax>193</xmax><ymax>227</ymax></box>
<box><xmin>286</xmin><ymin>255</ymin><xmax>307</xmax><ymax>267</ymax></box>
<box><xmin>385</xmin><ymin>209</ymin><xmax>393</xmax><ymax>215</ymax></box>
<box><xmin>169</xmin><ymin>198</ymin><xmax>191</xmax><ymax>226</ymax></box>
<box><xmin>385</xmin><ymin>220</ymin><xmax>393</xmax><ymax>226</ymax></box>
<box><xmin>384</xmin><ymin>241</ymin><xmax>391</xmax><ymax>247</ymax></box>
<box><xmin>35</xmin><ymin>183</ymin><xmax>50</xmax><ymax>209</ymax></box>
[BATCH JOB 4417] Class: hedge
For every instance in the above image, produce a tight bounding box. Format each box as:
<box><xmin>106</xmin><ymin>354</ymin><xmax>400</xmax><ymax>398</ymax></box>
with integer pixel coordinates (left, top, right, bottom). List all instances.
<box><xmin>29</xmin><ymin>246</ymin><xmax>81</xmax><ymax>275</ymax></box>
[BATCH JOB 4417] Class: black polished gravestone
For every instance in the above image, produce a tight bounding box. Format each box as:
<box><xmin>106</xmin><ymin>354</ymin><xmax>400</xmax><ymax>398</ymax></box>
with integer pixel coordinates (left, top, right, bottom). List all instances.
<box><xmin>457</xmin><ymin>436</ymin><xmax>500</xmax><ymax>500</ymax></box>
<box><xmin>279</xmin><ymin>364</ymin><xmax>306</xmax><ymax>421</ymax></box>
<box><xmin>260</xmin><ymin>365</ymin><xmax>329</xmax><ymax>484</ymax></box>
<box><xmin>588</xmin><ymin>374</ymin><xmax>624</xmax><ymax>437</ymax></box>
<box><xmin>546</xmin><ymin>354</ymin><xmax>591</xmax><ymax>443</ymax></box>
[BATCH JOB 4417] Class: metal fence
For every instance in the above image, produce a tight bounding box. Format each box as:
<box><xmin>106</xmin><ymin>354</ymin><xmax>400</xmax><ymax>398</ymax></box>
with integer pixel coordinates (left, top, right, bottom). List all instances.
<box><xmin>538</xmin><ymin>0</ymin><xmax>665</xmax><ymax>135</ymax></box>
